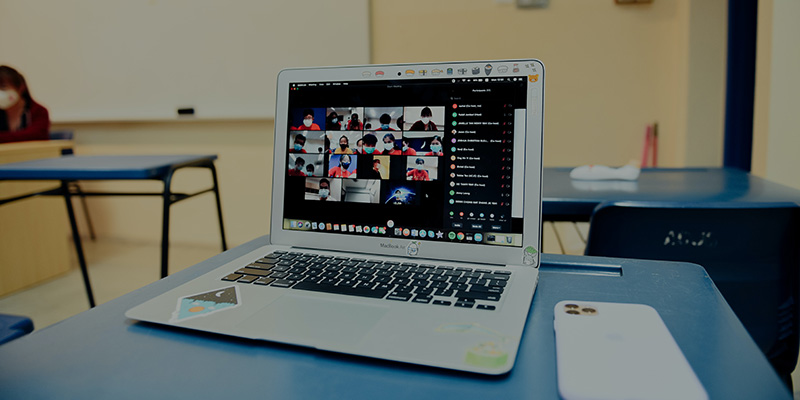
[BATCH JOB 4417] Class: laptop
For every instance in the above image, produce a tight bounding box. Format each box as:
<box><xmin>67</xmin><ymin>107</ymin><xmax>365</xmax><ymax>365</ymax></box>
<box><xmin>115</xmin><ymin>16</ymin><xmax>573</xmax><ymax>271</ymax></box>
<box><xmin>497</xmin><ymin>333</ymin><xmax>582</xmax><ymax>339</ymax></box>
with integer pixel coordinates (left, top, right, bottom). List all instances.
<box><xmin>126</xmin><ymin>59</ymin><xmax>545</xmax><ymax>375</ymax></box>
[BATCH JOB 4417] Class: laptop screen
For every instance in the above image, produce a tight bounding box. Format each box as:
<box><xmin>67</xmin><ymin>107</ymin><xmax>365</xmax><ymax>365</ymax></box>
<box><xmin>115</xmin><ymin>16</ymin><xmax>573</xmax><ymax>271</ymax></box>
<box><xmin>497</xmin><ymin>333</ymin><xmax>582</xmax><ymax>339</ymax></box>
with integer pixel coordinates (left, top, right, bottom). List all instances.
<box><xmin>277</xmin><ymin>62</ymin><xmax>541</xmax><ymax>250</ymax></box>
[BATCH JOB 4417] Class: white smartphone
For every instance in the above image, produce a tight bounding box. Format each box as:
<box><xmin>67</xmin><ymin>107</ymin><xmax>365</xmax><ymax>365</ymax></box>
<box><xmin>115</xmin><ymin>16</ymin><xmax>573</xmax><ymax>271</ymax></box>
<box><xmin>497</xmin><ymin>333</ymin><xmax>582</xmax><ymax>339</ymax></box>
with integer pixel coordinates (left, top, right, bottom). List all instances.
<box><xmin>553</xmin><ymin>300</ymin><xmax>708</xmax><ymax>400</ymax></box>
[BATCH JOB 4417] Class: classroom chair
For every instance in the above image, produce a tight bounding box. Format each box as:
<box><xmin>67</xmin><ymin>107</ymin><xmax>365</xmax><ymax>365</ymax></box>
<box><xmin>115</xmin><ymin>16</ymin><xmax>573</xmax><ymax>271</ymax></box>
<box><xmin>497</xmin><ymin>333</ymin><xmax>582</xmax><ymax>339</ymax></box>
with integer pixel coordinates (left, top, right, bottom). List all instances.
<box><xmin>584</xmin><ymin>201</ymin><xmax>800</xmax><ymax>386</ymax></box>
<box><xmin>0</xmin><ymin>313</ymin><xmax>34</xmax><ymax>345</ymax></box>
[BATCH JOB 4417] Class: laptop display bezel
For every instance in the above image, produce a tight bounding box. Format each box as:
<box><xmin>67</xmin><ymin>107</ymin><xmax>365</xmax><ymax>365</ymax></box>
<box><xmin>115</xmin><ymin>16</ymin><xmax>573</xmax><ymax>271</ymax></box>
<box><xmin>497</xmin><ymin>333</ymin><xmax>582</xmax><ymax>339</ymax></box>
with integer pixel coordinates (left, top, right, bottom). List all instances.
<box><xmin>269</xmin><ymin>60</ymin><xmax>544</xmax><ymax>267</ymax></box>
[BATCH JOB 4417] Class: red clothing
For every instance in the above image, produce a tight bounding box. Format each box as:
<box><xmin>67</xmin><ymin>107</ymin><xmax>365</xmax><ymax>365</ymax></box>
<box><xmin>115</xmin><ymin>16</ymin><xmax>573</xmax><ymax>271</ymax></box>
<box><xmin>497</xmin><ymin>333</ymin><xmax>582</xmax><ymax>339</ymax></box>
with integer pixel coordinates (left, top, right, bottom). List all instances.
<box><xmin>407</xmin><ymin>168</ymin><xmax>430</xmax><ymax>181</ymax></box>
<box><xmin>387</xmin><ymin>149</ymin><xmax>403</xmax><ymax>155</ymax></box>
<box><xmin>424</xmin><ymin>151</ymin><xmax>443</xmax><ymax>156</ymax></box>
<box><xmin>289</xmin><ymin>148</ymin><xmax>307</xmax><ymax>153</ymax></box>
<box><xmin>291</xmin><ymin>123</ymin><xmax>321</xmax><ymax>131</ymax></box>
<box><xmin>0</xmin><ymin>100</ymin><xmax>50</xmax><ymax>143</ymax></box>
<box><xmin>328</xmin><ymin>166</ymin><xmax>352</xmax><ymax>178</ymax></box>
<box><xmin>346</xmin><ymin>121</ymin><xmax>363</xmax><ymax>130</ymax></box>
<box><xmin>288</xmin><ymin>168</ymin><xmax>306</xmax><ymax>177</ymax></box>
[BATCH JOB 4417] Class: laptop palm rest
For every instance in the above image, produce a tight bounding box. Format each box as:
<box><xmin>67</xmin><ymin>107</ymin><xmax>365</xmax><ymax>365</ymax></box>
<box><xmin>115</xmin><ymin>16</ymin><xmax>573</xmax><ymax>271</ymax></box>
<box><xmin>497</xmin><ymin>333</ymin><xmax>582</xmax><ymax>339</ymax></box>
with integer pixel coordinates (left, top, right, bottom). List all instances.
<box><xmin>237</xmin><ymin>294</ymin><xmax>389</xmax><ymax>348</ymax></box>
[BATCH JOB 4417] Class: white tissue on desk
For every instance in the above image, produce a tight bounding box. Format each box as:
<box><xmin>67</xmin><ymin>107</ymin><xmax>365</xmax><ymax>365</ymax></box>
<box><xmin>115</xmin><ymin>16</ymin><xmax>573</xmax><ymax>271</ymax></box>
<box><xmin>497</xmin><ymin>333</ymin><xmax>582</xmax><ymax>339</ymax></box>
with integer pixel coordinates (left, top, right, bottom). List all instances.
<box><xmin>569</xmin><ymin>164</ymin><xmax>641</xmax><ymax>181</ymax></box>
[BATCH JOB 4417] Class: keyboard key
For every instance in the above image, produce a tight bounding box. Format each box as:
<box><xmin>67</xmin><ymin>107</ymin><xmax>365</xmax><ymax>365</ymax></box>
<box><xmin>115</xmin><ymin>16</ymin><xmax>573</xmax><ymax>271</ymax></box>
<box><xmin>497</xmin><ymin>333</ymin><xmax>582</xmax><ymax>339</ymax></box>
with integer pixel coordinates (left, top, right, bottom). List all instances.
<box><xmin>432</xmin><ymin>300</ymin><xmax>452</xmax><ymax>306</ymax></box>
<box><xmin>454</xmin><ymin>300</ymin><xmax>475</xmax><ymax>308</ymax></box>
<box><xmin>292</xmin><ymin>281</ymin><xmax>388</xmax><ymax>299</ymax></box>
<box><xmin>412</xmin><ymin>295</ymin><xmax>432</xmax><ymax>304</ymax></box>
<box><xmin>489</xmin><ymin>280</ymin><xmax>508</xmax><ymax>288</ymax></box>
<box><xmin>493</xmin><ymin>270</ymin><xmax>512</xmax><ymax>275</ymax></box>
<box><xmin>476</xmin><ymin>304</ymin><xmax>496</xmax><ymax>311</ymax></box>
<box><xmin>387</xmin><ymin>293</ymin><xmax>412</xmax><ymax>302</ymax></box>
<box><xmin>238</xmin><ymin>275</ymin><xmax>260</xmax><ymax>283</ymax></box>
<box><xmin>235</xmin><ymin>268</ymin><xmax>272</xmax><ymax>277</ymax></box>
<box><xmin>254</xmin><ymin>277</ymin><xmax>275</xmax><ymax>286</ymax></box>
<box><xmin>470</xmin><ymin>285</ymin><xmax>504</xmax><ymax>294</ymax></box>
<box><xmin>434</xmin><ymin>288</ymin><xmax>455</xmax><ymax>297</ymax></box>
<box><xmin>455</xmin><ymin>291</ymin><xmax>501</xmax><ymax>301</ymax></box>
<box><xmin>222</xmin><ymin>273</ymin><xmax>243</xmax><ymax>281</ymax></box>
<box><xmin>271</xmin><ymin>279</ymin><xmax>295</xmax><ymax>288</ymax></box>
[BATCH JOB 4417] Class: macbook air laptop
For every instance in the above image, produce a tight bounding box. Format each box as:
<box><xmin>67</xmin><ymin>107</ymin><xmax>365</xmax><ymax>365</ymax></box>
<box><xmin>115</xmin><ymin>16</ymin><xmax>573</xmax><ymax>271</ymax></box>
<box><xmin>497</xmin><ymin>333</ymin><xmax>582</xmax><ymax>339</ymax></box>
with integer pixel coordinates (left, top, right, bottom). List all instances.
<box><xmin>126</xmin><ymin>59</ymin><xmax>545</xmax><ymax>375</ymax></box>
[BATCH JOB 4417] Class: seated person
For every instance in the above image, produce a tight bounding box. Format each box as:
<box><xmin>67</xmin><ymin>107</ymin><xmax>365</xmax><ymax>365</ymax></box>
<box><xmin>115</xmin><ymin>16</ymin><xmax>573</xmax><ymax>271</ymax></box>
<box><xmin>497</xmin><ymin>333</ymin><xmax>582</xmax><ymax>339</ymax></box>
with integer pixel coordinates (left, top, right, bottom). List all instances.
<box><xmin>409</xmin><ymin>107</ymin><xmax>437</xmax><ymax>131</ymax></box>
<box><xmin>289</xmin><ymin>133</ymin><xmax>307</xmax><ymax>153</ymax></box>
<box><xmin>407</xmin><ymin>158</ymin><xmax>430</xmax><ymax>181</ymax></box>
<box><xmin>383</xmin><ymin>133</ymin><xmax>402</xmax><ymax>155</ymax></box>
<box><xmin>424</xmin><ymin>135</ymin><xmax>443</xmax><ymax>156</ymax></box>
<box><xmin>346</xmin><ymin>113</ymin><xmax>363</xmax><ymax>130</ymax></box>
<box><xmin>374</xmin><ymin>113</ymin><xmax>396</xmax><ymax>131</ymax></box>
<box><xmin>291</xmin><ymin>108</ymin><xmax>321</xmax><ymax>131</ymax></box>
<box><xmin>326</xmin><ymin>111</ymin><xmax>342</xmax><ymax>130</ymax></box>
<box><xmin>362</xmin><ymin>133</ymin><xmax>380</xmax><ymax>154</ymax></box>
<box><xmin>288</xmin><ymin>157</ymin><xmax>307</xmax><ymax>177</ymax></box>
<box><xmin>328</xmin><ymin>154</ymin><xmax>355</xmax><ymax>178</ymax></box>
<box><xmin>399</xmin><ymin>137</ymin><xmax>417</xmax><ymax>155</ymax></box>
<box><xmin>360</xmin><ymin>159</ymin><xmax>383</xmax><ymax>180</ymax></box>
<box><xmin>305</xmin><ymin>163</ymin><xmax>316</xmax><ymax>177</ymax></box>
<box><xmin>333</xmin><ymin>135</ymin><xmax>354</xmax><ymax>154</ymax></box>
<box><xmin>0</xmin><ymin>65</ymin><xmax>50</xmax><ymax>143</ymax></box>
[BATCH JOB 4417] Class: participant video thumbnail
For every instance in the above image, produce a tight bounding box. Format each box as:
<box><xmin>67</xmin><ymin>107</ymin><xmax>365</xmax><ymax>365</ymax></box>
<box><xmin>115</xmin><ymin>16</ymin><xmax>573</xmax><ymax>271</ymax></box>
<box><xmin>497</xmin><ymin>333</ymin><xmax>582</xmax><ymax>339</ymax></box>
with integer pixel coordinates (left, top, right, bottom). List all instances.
<box><xmin>341</xmin><ymin>179</ymin><xmax>381</xmax><ymax>204</ymax></box>
<box><xmin>289</xmin><ymin>131</ymin><xmax>326</xmax><ymax>154</ymax></box>
<box><xmin>288</xmin><ymin>154</ymin><xmax>323</xmax><ymax>178</ymax></box>
<box><xmin>402</xmin><ymin>132</ymin><xmax>444</xmax><ymax>156</ymax></box>
<box><xmin>290</xmin><ymin>108</ymin><xmax>325</xmax><ymax>131</ymax></box>
<box><xmin>404</xmin><ymin>106</ymin><xmax>444</xmax><ymax>131</ymax></box>
<box><xmin>305</xmin><ymin>177</ymin><xmax>341</xmax><ymax>202</ymax></box>
<box><xmin>406</xmin><ymin>156</ymin><xmax>439</xmax><ymax>181</ymax></box>
<box><xmin>325</xmin><ymin>107</ymin><xmax>364</xmax><ymax>131</ymax></box>
<box><xmin>365</xmin><ymin>107</ymin><xmax>403</xmax><ymax>131</ymax></box>
<box><xmin>328</xmin><ymin>154</ymin><xmax>358</xmax><ymax>178</ymax></box>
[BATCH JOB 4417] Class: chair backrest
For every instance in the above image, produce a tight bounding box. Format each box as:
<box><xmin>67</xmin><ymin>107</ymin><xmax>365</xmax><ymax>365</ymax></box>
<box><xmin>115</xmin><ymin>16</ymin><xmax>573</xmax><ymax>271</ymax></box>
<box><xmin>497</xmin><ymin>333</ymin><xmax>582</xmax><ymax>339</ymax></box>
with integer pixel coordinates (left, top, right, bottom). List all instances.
<box><xmin>585</xmin><ymin>200</ymin><xmax>800</xmax><ymax>376</ymax></box>
<box><xmin>48</xmin><ymin>130</ymin><xmax>75</xmax><ymax>155</ymax></box>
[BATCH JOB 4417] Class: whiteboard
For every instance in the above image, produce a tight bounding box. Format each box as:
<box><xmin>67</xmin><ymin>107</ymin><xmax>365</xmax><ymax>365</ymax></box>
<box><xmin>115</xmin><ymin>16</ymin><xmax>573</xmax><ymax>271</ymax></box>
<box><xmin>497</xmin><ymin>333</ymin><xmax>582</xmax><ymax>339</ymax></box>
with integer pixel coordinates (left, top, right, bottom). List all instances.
<box><xmin>0</xmin><ymin>0</ymin><xmax>370</xmax><ymax>121</ymax></box>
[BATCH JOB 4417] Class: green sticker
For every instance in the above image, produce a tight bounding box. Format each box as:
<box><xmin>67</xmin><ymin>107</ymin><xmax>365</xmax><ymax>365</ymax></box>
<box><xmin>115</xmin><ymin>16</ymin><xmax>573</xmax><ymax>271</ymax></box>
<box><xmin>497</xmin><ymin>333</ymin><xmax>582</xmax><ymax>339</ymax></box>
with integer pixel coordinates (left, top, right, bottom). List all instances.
<box><xmin>525</xmin><ymin>246</ymin><xmax>538</xmax><ymax>255</ymax></box>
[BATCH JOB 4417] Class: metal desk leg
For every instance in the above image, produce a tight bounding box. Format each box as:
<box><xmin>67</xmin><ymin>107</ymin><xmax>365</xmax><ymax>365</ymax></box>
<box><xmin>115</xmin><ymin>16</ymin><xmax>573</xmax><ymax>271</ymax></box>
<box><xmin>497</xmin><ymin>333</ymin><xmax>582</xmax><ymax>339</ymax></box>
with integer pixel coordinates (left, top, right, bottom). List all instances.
<box><xmin>209</xmin><ymin>163</ymin><xmax>228</xmax><ymax>252</ymax></box>
<box><xmin>160</xmin><ymin>172</ymin><xmax>174</xmax><ymax>279</ymax></box>
<box><xmin>62</xmin><ymin>181</ymin><xmax>96</xmax><ymax>308</ymax></box>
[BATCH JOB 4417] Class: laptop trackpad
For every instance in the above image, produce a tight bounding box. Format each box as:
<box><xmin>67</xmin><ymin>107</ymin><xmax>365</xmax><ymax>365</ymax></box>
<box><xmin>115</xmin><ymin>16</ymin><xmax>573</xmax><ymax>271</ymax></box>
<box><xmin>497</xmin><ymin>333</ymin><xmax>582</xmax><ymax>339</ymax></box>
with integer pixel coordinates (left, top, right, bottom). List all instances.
<box><xmin>237</xmin><ymin>294</ymin><xmax>389</xmax><ymax>348</ymax></box>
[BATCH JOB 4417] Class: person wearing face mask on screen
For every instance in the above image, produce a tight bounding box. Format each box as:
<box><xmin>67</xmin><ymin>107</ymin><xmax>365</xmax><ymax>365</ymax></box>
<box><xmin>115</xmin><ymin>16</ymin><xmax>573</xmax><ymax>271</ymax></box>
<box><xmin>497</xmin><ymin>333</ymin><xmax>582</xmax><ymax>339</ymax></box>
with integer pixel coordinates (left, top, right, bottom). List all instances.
<box><xmin>407</xmin><ymin>158</ymin><xmax>430</xmax><ymax>181</ymax></box>
<box><xmin>361</xmin><ymin>133</ymin><xmax>380</xmax><ymax>155</ymax></box>
<box><xmin>288</xmin><ymin>157</ymin><xmax>307</xmax><ymax>177</ymax></box>
<box><xmin>409</xmin><ymin>107</ymin><xmax>437</xmax><ymax>131</ymax></box>
<box><xmin>0</xmin><ymin>66</ymin><xmax>50</xmax><ymax>143</ymax></box>
<box><xmin>291</xmin><ymin>108</ymin><xmax>321</xmax><ymax>131</ymax></box>
<box><xmin>346</xmin><ymin>113</ymin><xmax>363</xmax><ymax>130</ymax></box>
<box><xmin>328</xmin><ymin>154</ymin><xmax>355</xmax><ymax>178</ymax></box>
<box><xmin>326</xmin><ymin>111</ymin><xmax>342</xmax><ymax>131</ymax></box>
<box><xmin>424</xmin><ymin>135</ymin><xmax>444</xmax><ymax>156</ymax></box>
<box><xmin>289</xmin><ymin>133</ymin><xmax>307</xmax><ymax>153</ymax></box>
<box><xmin>374</xmin><ymin>113</ymin><xmax>396</xmax><ymax>131</ymax></box>
<box><xmin>318</xmin><ymin>179</ymin><xmax>331</xmax><ymax>201</ymax></box>
<box><xmin>333</xmin><ymin>135</ymin><xmax>354</xmax><ymax>155</ymax></box>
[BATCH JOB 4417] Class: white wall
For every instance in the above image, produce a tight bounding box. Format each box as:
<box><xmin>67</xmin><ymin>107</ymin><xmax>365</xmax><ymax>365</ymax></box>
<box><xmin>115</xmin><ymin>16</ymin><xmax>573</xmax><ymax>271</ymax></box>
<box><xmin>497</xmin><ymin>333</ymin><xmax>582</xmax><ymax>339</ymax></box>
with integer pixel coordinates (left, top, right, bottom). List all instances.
<box><xmin>763</xmin><ymin>1</ymin><xmax>800</xmax><ymax>190</ymax></box>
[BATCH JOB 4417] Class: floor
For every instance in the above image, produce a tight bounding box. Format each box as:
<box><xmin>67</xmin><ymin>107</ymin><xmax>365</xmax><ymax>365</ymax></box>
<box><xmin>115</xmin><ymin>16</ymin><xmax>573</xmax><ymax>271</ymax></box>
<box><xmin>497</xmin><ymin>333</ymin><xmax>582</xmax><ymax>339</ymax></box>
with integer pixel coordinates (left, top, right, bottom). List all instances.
<box><xmin>1</xmin><ymin>230</ymin><xmax>799</xmax><ymax>397</ymax></box>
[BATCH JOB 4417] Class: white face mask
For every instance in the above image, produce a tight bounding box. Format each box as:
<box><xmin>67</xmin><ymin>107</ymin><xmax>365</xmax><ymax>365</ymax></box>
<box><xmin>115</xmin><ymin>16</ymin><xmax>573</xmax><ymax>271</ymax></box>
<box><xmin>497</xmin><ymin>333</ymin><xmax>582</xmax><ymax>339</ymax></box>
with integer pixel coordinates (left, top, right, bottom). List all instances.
<box><xmin>303</xmin><ymin>118</ymin><xmax>313</xmax><ymax>127</ymax></box>
<box><xmin>421</xmin><ymin>117</ymin><xmax>430</xmax><ymax>124</ymax></box>
<box><xmin>383</xmin><ymin>142</ymin><xmax>393</xmax><ymax>151</ymax></box>
<box><xmin>319</xmin><ymin>188</ymin><xmax>330</xmax><ymax>198</ymax></box>
<box><xmin>0</xmin><ymin>89</ymin><xmax>21</xmax><ymax>110</ymax></box>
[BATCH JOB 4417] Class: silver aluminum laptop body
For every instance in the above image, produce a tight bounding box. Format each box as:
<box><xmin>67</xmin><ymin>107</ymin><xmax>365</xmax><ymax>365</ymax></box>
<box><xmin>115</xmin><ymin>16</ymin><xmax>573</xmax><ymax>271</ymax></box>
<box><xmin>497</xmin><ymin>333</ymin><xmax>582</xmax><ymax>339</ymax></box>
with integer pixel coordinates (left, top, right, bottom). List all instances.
<box><xmin>126</xmin><ymin>59</ymin><xmax>545</xmax><ymax>375</ymax></box>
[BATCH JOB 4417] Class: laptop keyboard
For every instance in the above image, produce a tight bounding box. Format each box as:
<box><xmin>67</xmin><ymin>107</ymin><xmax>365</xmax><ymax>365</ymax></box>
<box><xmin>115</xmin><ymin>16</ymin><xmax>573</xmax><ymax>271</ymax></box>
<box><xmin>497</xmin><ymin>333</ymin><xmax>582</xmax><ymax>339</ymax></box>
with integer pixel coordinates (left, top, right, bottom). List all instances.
<box><xmin>221</xmin><ymin>250</ymin><xmax>511</xmax><ymax>310</ymax></box>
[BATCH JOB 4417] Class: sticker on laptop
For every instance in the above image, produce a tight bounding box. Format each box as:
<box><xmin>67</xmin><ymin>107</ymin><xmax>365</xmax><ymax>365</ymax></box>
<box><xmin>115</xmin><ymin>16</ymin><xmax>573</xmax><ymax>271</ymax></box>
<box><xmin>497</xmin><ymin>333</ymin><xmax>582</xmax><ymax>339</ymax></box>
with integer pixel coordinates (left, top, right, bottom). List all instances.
<box><xmin>170</xmin><ymin>286</ymin><xmax>241</xmax><ymax>323</ymax></box>
<box><xmin>436</xmin><ymin>323</ymin><xmax>510</xmax><ymax>368</ymax></box>
<box><xmin>523</xmin><ymin>246</ymin><xmax>538</xmax><ymax>266</ymax></box>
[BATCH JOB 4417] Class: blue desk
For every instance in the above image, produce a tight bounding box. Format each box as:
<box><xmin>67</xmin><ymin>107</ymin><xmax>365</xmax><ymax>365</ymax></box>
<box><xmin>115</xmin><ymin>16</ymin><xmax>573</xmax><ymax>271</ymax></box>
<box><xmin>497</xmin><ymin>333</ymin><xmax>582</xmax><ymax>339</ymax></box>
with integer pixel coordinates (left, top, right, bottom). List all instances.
<box><xmin>543</xmin><ymin>167</ymin><xmax>800</xmax><ymax>221</ymax></box>
<box><xmin>0</xmin><ymin>236</ymin><xmax>789</xmax><ymax>399</ymax></box>
<box><xmin>0</xmin><ymin>155</ymin><xmax>228</xmax><ymax>307</ymax></box>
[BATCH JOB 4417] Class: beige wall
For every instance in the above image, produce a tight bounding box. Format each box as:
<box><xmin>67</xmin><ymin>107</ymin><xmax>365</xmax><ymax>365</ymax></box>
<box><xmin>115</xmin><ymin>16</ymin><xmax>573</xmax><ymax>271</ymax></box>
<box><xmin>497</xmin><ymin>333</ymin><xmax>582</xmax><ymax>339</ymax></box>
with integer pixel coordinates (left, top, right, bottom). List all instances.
<box><xmin>371</xmin><ymin>0</ymin><xmax>727</xmax><ymax>168</ymax></box>
<box><xmin>49</xmin><ymin>0</ymin><xmax>731</xmax><ymax>247</ymax></box>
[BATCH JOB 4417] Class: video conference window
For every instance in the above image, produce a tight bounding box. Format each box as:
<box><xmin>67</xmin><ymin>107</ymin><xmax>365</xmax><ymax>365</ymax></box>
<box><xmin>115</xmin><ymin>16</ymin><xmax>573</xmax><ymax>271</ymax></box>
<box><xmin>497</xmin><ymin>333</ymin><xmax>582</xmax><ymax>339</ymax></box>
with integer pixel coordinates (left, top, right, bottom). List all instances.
<box><xmin>404</xmin><ymin>106</ymin><xmax>444</xmax><ymax>131</ymax></box>
<box><xmin>402</xmin><ymin>132</ymin><xmax>444</xmax><ymax>156</ymax></box>
<box><xmin>306</xmin><ymin>177</ymin><xmax>342</xmax><ymax>202</ymax></box>
<box><xmin>290</xmin><ymin>108</ymin><xmax>325</xmax><ymax>131</ymax></box>
<box><xmin>406</xmin><ymin>156</ymin><xmax>438</xmax><ymax>181</ymax></box>
<box><xmin>365</xmin><ymin>107</ymin><xmax>403</xmax><ymax>131</ymax></box>
<box><xmin>289</xmin><ymin>131</ymin><xmax>326</xmax><ymax>154</ymax></box>
<box><xmin>341</xmin><ymin>179</ymin><xmax>381</xmax><ymax>204</ymax></box>
<box><xmin>328</xmin><ymin>154</ymin><xmax>357</xmax><ymax>178</ymax></box>
<box><xmin>325</xmin><ymin>107</ymin><xmax>364</xmax><ymax>131</ymax></box>
<box><xmin>288</xmin><ymin>154</ymin><xmax>324</xmax><ymax>177</ymax></box>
